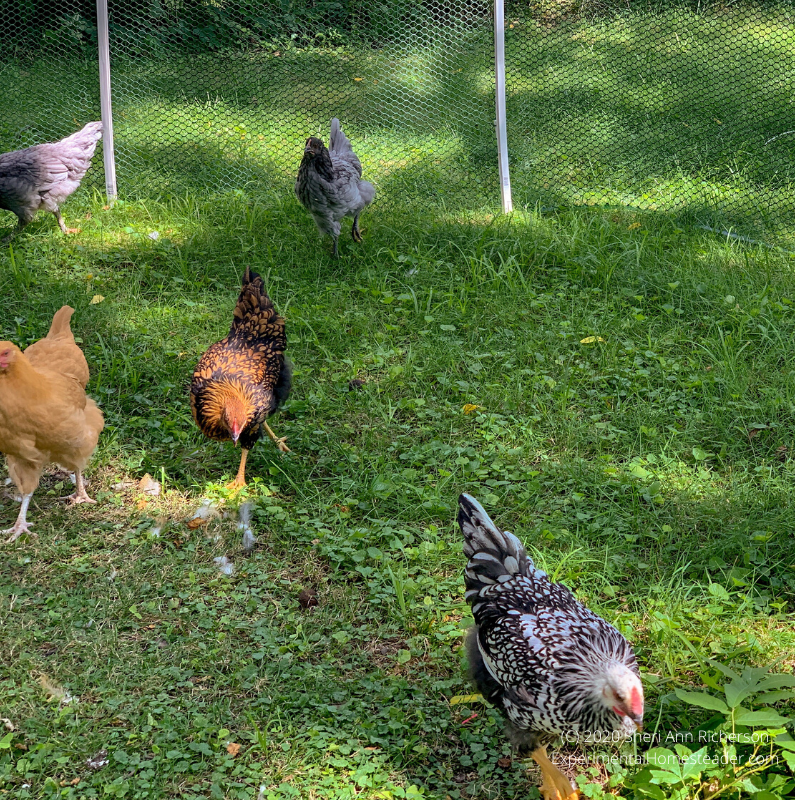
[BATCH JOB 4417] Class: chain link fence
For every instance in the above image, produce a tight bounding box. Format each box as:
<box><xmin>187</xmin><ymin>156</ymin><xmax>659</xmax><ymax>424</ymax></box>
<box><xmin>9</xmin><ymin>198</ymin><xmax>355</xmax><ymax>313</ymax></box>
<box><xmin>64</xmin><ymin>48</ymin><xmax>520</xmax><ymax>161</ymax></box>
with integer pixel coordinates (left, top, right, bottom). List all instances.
<box><xmin>0</xmin><ymin>2</ymin><xmax>102</xmax><ymax>188</ymax></box>
<box><xmin>504</xmin><ymin>0</ymin><xmax>795</xmax><ymax>243</ymax></box>
<box><xmin>105</xmin><ymin>0</ymin><xmax>496</xmax><ymax>208</ymax></box>
<box><xmin>0</xmin><ymin>1</ymin><xmax>794</xmax><ymax>242</ymax></box>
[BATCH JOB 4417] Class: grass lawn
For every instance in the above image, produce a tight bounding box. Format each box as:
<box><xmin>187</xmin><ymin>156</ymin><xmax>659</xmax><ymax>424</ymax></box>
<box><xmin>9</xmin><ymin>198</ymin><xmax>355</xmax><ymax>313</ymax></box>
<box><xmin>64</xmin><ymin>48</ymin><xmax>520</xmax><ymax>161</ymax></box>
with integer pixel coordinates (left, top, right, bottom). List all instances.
<box><xmin>0</xmin><ymin>176</ymin><xmax>793</xmax><ymax>799</ymax></box>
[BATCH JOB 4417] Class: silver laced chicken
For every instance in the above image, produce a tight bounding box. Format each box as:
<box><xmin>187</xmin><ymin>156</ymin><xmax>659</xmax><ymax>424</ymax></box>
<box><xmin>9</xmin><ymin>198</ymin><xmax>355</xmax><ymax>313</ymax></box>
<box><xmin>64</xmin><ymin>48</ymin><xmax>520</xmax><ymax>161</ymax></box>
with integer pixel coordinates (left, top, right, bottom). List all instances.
<box><xmin>295</xmin><ymin>118</ymin><xmax>375</xmax><ymax>258</ymax></box>
<box><xmin>0</xmin><ymin>121</ymin><xmax>103</xmax><ymax>242</ymax></box>
<box><xmin>458</xmin><ymin>493</ymin><xmax>644</xmax><ymax>800</ymax></box>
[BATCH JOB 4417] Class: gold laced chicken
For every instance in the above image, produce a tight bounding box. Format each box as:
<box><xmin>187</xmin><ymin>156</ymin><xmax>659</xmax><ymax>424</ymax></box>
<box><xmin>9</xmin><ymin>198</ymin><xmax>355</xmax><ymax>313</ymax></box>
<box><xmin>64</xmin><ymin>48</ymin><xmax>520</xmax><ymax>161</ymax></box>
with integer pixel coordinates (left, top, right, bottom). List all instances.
<box><xmin>190</xmin><ymin>269</ymin><xmax>291</xmax><ymax>489</ymax></box>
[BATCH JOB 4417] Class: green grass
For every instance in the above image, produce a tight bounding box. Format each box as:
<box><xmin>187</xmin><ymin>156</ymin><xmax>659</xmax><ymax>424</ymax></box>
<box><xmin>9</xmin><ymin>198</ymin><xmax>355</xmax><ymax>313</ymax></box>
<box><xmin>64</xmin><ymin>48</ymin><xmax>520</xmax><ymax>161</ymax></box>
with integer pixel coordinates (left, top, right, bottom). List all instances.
<box><xmin>0</xmin><ymin>177</ymin><xmax>793</xmax><ymax>799</ymax></box>
<box><xmin>505</xmin><ymin>7</ymin><xmax>795</xmax><ymax>244</ymax></box>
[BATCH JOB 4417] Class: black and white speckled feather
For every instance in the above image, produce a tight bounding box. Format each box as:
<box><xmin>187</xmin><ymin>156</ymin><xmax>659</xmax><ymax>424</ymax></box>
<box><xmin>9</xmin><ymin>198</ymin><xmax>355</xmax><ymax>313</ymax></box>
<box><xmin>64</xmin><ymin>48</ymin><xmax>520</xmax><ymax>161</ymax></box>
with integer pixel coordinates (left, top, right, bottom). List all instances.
<box><xmin>459</xmin><ymin>493</ymin><xmax>643</xmax><ymax>745</ymax></box>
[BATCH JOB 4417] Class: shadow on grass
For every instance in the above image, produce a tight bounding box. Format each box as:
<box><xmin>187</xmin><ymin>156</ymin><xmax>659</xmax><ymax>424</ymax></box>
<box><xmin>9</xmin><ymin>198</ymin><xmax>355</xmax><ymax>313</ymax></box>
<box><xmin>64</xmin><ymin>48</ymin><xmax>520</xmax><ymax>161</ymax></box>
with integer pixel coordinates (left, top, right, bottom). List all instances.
<box><xmin>0</xmin><ymin>189</ymin><xmax>792</xmax><ymax>798</ymax></box>
<box><xmin>503</xmin><ymin>8</ymin><xmax>793</xmax><ymax>243</ymax></box>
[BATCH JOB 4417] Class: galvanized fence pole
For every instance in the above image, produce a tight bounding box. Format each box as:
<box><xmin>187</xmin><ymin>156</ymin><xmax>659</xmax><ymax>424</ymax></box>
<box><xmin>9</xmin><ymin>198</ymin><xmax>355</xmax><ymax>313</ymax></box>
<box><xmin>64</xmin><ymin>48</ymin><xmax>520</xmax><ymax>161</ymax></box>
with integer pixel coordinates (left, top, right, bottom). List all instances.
<box><xmin>493</xmin><ymin>0</ymin><xmax>512</xmax><ymax>213</ymax></box>
<box><xmin>96</xmin><ymin>0</ymin><xmax>117</xmax><ymax>201</ymax></box>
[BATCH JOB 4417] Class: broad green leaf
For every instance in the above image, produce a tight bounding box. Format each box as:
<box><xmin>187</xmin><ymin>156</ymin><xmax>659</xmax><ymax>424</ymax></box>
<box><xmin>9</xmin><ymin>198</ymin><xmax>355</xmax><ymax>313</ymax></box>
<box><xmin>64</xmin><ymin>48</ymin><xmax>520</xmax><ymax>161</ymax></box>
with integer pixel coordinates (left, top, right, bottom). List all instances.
<box><xmin>782</xmin><ymin>751</ymin><xmax>795</xmax><ymax>773</ymax></box>
<box><xmin>724</xmin><ymin>675</ymin><xmax>756</xmax><ymax>708</ymax></box>
<box><xmin>774</xmin><ymin>736</ymin><xmax>795</xmax><ymax>752</ymax></box>
<box><xmin>681</xmin><ymin>747</ymin><xmax>707</xmax><ymax>780</ymax></box>
<box><xmin>674</xmin><ymin>688</ymin><xmax>729</xmax><ymax>713</ymax></box>
<box><xmin>628</xmin><ymin>773</ymin><xmax>666</xmax><ymax>800</ymax></box>
<box><xmin>754</xmin><ymin>674</ymin><xmax>795</xmax><ymax>692</ymax></box>
<box><xmin>755</xmin><ymin>690</ymin><xmax>795</xmax><ymax>704</ymax></box>
<box><xmin>646</xmin><ymin>748</ymin><xmax>683</xmax><ymax>776</ymax></box>
<box><xmin>649</xmin><ymin>771</ymin><xmax>683</xmax><ymax>785</ymax></box>
<box><xmin>0</xmin><ymin>732</ymin><xmax>12</xmax><ymax>749</ymax></box>
<box><xmin>709</xmin><ymin>661</ymin><xmax>739</xmax><ymax>680</ymax></box>
<box><xmin>708</xmin><ymin>583</ymin><xmax>730</xmax><ymax>600</ymax></box>
<box><xmin>734</xmin><ymin>709</ymin><xmax>791</xmax><ymax>727</ymax></box>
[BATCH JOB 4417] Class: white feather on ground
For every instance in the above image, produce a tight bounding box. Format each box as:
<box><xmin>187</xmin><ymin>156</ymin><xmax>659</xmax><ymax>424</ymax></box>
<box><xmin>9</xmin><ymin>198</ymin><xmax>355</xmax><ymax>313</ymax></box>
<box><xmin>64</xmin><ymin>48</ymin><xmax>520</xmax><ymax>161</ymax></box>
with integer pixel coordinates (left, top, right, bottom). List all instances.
<box><xmin>238</xmin><ymin>502</ymin><xmax>257</xmax><ymax>553</ymax></box>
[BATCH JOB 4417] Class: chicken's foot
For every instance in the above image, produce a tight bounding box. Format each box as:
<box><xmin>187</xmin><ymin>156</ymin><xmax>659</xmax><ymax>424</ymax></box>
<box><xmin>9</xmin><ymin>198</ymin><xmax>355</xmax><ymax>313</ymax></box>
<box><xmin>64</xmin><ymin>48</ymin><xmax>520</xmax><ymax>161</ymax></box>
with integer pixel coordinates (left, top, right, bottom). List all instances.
<box><xmin>263</xmin><ymin>422</ymin><xmax>291</xmax><ymax>453</ymax></box>
<box><xmin>62</xmin><ymin>471</ymin><xmax>96</xmax><ymax>505</ymax></box>
<box><xmin>530</xmin><ymin>746</ymin><xmax>579</xmax><ymax>800</ymax></box>
<box><xmin>53</xmin><ymin>209</ymin><xmax>79</xmax><ymax>235</ymax></box>
<box><xmin>3</xmin><ymin>493</ymin><xmax>36</xmax><ymax>544</ymax></box>
<box><xmin>226</xmin><ymin>448</ymin><xmax>249</xmax><ymax>491</ymax></box>
<box><xmin>351</xmin><ymin>214</ymin><xmax>363</xmax><ymax>243</ymax></box>
<box><xmin>331</xmin><ymin>236</ymin><xmax>340</xmax><ymax>259</ymax></box>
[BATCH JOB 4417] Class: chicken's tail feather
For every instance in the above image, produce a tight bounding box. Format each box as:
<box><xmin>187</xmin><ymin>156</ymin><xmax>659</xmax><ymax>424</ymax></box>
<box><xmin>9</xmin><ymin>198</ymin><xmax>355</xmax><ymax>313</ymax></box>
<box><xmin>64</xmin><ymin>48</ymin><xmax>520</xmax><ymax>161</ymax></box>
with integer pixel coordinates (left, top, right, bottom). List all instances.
<box><xmin>230</xmin><ymin>270</ymin><xmax>286</xmax><ymax>347</ymax></box>
<box><xmin>329</xmin><ymin>118</ymin><xmax>353</xmax><ymax>154</ymax></box>
<box><xmin>61</xmin><ymin>121</ymin><xmax>103</xmax><ymax>148</ymax></box>
<box><xmin>458</xmin><ymin>493</ymin><xmax>535</xmax><ymax>604</ymax></box>
<box><xmin>45</xmin><ymin>306</ymin><xmax>76</xmax><ymax>342</ymax></box>
<box><xmin>359</xmin><ymin>179</ymin><xmax>376</xmax><ymax>206</ymax></box>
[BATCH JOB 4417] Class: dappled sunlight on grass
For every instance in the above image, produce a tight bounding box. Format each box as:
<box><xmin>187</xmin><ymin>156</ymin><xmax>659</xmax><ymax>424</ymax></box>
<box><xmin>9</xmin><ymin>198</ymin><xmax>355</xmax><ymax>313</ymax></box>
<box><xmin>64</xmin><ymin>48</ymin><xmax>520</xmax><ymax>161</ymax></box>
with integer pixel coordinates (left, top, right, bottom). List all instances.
<box><xmin>0</xmin><ymin>39</ymin><xmax>793</xmax><ymax>795</ymax></box>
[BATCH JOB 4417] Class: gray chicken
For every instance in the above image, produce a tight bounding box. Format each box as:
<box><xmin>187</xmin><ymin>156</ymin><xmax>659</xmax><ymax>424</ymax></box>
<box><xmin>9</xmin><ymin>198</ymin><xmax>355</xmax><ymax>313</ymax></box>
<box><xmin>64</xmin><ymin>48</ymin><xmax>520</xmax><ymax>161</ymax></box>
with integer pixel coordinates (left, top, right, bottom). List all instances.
<box><xmin>295</xmin><ymin>118</ymin><xmax>375</xmax><ymax>258</ymax></box>
<box><xmin>0</xmin><ymin>121</ymin><xmax>103</xmax><ymax>243</ymax></box>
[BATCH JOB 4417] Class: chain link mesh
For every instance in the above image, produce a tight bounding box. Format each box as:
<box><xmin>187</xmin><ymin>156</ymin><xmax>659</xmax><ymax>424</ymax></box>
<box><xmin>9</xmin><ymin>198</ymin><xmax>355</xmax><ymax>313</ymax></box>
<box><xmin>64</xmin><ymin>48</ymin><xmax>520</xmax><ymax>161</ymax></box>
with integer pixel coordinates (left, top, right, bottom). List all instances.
<box><xmin>505</xmin><ymin>1</ymin><xmax>794</xmax><ymax>243</ymax></box>
<box><xmin>0</xmin><ymin>1</ymin><xmax>794</xmax><ymax>242</ymax></box>
<box><xmin>106</xmin><ymin>1</ymin><xmax>496</xmax><ymax>208</ymax></box>
<box><xmin>0</xmin><ymin>2</ymin><xmax>102</xmax><ymax>188</ymax></box>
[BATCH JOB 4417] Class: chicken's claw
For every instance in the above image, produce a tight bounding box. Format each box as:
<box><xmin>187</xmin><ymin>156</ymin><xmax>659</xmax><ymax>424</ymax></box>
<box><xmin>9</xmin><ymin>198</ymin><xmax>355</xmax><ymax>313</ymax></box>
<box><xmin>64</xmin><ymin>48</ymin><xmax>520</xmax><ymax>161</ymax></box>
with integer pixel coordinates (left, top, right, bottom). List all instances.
<box><xmin>62</xmin><ymin>491</ymin><xmax>96</xmax><ymax>505</ymax></box>
<box><xmin>274</xmin><ymin>437</ymin><xmax>291</xmax><ymax>454</ymax></box>
<box><xmin>351</xmin><ymin>223</ymin><xmax>363</xmax><ymax>243</ymax></box>
<box><xmin>60</xmin><ymin>472</ymin><xmax>95</xmax><ymax>505</ymax></box>
<box><xmin>225</xmin><ymin>478</ymin><xmax>246</xmax><ymax>493</ymax></box>
<box><xmin>65</xmin><ymin>227</ymin><xmax>81</xmax><ymax>235</ymax></box>
<box><xmin>531</xmin><ymin>747</ymin><xmax>579</xmax><ymax>800</ymax></box>
<box><xmin>3</xmin><ymin>522</ymin><xmax>36</xmax><ymax>544</ymax></box>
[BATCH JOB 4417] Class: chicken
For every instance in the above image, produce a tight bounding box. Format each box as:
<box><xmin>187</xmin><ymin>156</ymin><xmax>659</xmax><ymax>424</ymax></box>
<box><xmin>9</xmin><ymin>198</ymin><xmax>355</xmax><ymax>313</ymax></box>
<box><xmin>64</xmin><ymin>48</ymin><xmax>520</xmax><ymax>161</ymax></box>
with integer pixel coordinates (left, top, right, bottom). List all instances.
<box><xmin>190</xmin><ymin>269</ymin><xmax>292</xmax><ymax>489</ymax></box>
<box><xmin>295</xmin><ymin>118</ymin><xmax>375</xmax><ymax>258</ymax></box>
<box><xmin>0</xmin><ymin>121</ymin><xmax>103</xmax><ymax>242</ymax></box>
<box><xmin>0</xmin><ymin>307</ymin><xmax>105</xmax><ymax>543</ymax></box>
<box><xmin>458</xmin><ymin>493</ymin><xmax>644</xmax><ymax>800</ymax></box>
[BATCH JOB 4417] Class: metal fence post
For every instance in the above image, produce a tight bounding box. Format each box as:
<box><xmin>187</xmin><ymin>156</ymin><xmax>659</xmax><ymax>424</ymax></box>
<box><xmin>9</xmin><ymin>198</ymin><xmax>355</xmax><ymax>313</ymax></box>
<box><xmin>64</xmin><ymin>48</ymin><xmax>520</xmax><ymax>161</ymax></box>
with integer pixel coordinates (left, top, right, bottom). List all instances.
<box><xmin>493</xmin><ymin>0</ymin><xmax>512</xmax><ymax>213</ymax></box>
<box><xmin>96</xmin><ymin>0</ymin><xmax>117</xmax><ymax>202</ymax></box>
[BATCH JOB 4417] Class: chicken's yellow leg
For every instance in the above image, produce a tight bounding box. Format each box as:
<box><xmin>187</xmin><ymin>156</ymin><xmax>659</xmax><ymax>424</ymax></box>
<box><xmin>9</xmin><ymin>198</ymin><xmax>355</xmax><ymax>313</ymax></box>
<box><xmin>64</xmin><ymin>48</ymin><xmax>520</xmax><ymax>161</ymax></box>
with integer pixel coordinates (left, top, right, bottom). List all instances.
<box><xmin>226</xmin><ymin>448</ymin><xmax>249</xmax><ymax>491</ymax></box>
<box><xmin>531</xmin><ymin>746</ymin><xmax>579</xmax><ymax>800</ymax></box>
<box><xmin>263</xmin><ymin>422</ymin><xmax>290</xmax><ymax>453</ymax></box>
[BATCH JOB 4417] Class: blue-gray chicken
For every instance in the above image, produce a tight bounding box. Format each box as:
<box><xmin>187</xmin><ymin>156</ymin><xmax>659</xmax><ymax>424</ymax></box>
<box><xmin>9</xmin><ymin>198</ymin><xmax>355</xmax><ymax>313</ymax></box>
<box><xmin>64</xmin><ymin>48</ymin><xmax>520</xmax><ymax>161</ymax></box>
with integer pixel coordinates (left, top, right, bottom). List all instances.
<box><xmin>458</xmin><ymin>493</ymin><xmax>644</xmax><ymax>800</ymax></box>
<box><xmin>0</xmin><ymin>121</ymin><xmax>103</xmax><ymax>243</ymax></box>
<box><xmin>295</xmin><ymin>118</ymin><xmax>375</xmax><ymax>258</ymax></box>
